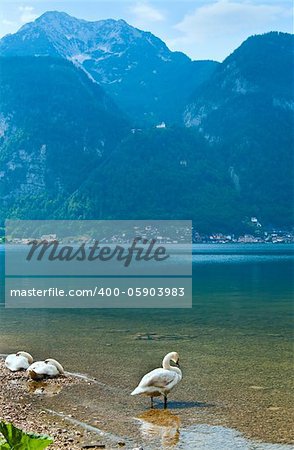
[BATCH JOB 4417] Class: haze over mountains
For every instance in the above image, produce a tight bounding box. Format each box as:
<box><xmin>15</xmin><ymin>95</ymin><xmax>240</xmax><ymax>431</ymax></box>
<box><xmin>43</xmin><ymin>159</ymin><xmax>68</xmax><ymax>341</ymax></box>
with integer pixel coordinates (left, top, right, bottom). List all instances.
<box><xmin>0</xmin><ymin>12</ymin><xmax>293</xmax><ymax>232</ymax></box>
<box><xmin>0</xmin><ymin>11</ymin><xmax>217</xmax><ymax>125</ymax></box>
<box><xmin>185</xmin><ymin>32</ymin><xmax>294</xmax><ymax>228</ymax></box>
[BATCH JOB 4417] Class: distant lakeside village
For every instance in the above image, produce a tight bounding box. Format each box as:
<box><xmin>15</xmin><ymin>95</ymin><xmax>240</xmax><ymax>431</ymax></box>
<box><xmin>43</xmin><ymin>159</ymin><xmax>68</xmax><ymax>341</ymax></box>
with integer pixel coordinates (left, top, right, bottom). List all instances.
<box><xmin>1</xmin><ymin>217</ymin><xmax>294</xmax><ymax>245</ymax></box>
<box><xmin>193</xmin><ymin>230</ymin><xmax>294</xmax><ymax>244</ymax></box>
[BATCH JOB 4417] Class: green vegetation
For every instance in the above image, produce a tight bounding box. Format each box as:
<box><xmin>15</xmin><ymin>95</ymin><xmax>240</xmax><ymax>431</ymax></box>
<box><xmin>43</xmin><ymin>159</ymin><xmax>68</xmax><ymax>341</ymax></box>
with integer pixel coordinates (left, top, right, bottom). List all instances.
<box><xmin>185</xmin><ymin>32</ymin><xmax>294</xmax><ymax>228</ymax></box>
<box><xmin>0</xmin><ymin>33</ymin><xmax>293</xmax><ymax>232</ymax></box>
<box><xmin>62</xmin><ymin>127</ymin><xmax>246</xmax><ymax>233</ymax></box>
<box><xmin>0</xmin><ymin>56</ymin><xmax>128</xmax><ymax>193</ymax></box>
<box><xmin>0</xmin><ymin>422</ymin><xmax>53</xmax><ymax>449</ymax></box>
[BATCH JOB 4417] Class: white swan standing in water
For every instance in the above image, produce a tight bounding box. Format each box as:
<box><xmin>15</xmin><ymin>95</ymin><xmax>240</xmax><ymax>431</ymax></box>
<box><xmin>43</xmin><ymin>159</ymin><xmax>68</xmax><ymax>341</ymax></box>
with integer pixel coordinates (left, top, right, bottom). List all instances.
<box><xmin>131</xmin><ymin>352</ymin><xmax>182</xmax><ymax>409</ymax></box>
<box><xmin>5</xmin><ymin>351</ymin><xmax>33</xmax><ymax>372</ymax></box>
<box><xmin>27</xmin><ymin>358</ymin><xmax>64</xmax><ymax>380</ymax></box>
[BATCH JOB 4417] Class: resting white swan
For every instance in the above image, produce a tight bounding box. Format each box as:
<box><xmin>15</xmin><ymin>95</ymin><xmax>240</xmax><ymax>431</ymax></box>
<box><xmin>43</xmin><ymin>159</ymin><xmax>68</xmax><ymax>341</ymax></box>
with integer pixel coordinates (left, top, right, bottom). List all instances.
<box><xmin>27</xmin><ymin>358</ymin><xmax>64</xmax><ymax>380</ymax></box>
<box><xmin>5</xmin><ymin>351</ymin><xmax>33</xmax><ymax>372</ymax></box>
<box><xmin>131</xmin><ymin>351</ymin><xmax>182</xmax><ymax>408</ymax></box>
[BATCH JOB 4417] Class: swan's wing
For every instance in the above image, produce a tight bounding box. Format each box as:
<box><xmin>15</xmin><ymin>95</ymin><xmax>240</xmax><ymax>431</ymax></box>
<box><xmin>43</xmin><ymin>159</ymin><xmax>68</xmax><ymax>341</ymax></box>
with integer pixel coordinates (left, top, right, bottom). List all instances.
<box><xmin>139</xmin><ymin>368</ymin><xmax>176</xmax><ymax>389</ymax></box>
<box><xmin>5</xmin><ymin>354</ymin><xmax>30</xmax><ymax>371</ymax></box>
<box><xmin>44</xmin><ymin>364</ymin><xmax>59</xmax><ymax>376</ymax></box>
<box><xmin>27</xmin><ymin>361</ymin><xmax>46</xmax><ymax>373</ymax></box>
<box><xmin>45</xmin><ymin>359</ymin><xmax>64</xmax><ymax>374</ymax></box>
<box><xmin>5</xmin><ymin>354</ymin><xmax>16</xmax><ymax>369</ymax></box>
<box><xmin>27</xmin><ymin>361</ymin><xmax>59</xmax><ymax>377</ymax></box>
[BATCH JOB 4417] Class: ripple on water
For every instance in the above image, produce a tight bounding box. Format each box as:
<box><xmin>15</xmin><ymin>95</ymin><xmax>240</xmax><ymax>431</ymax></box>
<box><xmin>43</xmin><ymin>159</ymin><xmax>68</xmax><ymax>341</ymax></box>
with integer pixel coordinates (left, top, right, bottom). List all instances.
<box><xmin>137</xmin><ymin>421</ymin><xmax>294</xmax><ymax>450</ymax></box>
<box><xmin>179</xmin><ymin>425</ymin><xmax>294</xmax><ymax>450</ymax></box>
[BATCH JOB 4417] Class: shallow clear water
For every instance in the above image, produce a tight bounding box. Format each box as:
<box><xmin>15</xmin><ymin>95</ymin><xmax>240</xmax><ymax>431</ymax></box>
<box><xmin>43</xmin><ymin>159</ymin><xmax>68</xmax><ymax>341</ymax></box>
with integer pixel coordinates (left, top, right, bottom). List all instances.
<box><xmin>0</xmin><ymin>244</ymin><xmax>293</xmax><ymax>448</ymax></box>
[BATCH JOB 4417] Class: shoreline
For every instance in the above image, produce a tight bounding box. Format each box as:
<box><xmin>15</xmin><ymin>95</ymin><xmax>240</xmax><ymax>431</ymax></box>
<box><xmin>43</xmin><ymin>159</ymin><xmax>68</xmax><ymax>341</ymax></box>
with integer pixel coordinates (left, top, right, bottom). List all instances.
<box><xmin>1</xmin><ymin>358</ymin><xmax>293</xmax><ymax>449</ymax></box>
<box><xmin>0</xmin><ymin>359</ymin><xmax>136</xmax><ymax>449</ymax></box>
<box><xmin>1</xmin><ymin>242</ymin><xmax>294</xmax><ymax>246</ymax></box>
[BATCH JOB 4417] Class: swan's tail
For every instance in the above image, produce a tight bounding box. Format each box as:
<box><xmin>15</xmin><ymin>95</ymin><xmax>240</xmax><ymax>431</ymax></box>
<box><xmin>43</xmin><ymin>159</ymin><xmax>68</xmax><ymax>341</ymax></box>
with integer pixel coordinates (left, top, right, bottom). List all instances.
<box><xmin>131</xmin><ymin>386</ymin><xmax>144</xmax><ymax>396</ymax></box>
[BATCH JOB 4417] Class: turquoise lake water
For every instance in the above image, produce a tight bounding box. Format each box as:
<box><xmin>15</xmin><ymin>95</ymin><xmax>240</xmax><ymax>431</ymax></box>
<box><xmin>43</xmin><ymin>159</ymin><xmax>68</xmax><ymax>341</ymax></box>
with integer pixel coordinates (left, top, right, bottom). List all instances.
<box><xmin>0</xmin><ymin>244</ymin><xmax>293</xmax><ymax>449</ymax></box>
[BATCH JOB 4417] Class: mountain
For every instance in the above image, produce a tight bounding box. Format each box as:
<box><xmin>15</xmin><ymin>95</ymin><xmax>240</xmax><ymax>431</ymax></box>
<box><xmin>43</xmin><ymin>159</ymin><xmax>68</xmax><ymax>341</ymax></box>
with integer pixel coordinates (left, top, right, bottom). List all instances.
<box><xmin>0</xmin><ymin>56</ymin><xmax>128</xmax><ymax>220</ymax></box>
<box><xmin>0</xmin><ymin>21</ymin><xmax>293</xmax><ymax>232</ymax></box>
<box><xmin>0</xmin><ymin>11</ymin><xmax>218</xmax><ymax>126</ymax></box>
<box><xmin>184</xmin><ymin>32</ymin><xmax>294</xmax><ymax>228</ymax></box>
<box><xmin>59</xmin><ymin>127</ymin><xmax>243</xmax><ymax>232</ymax></box>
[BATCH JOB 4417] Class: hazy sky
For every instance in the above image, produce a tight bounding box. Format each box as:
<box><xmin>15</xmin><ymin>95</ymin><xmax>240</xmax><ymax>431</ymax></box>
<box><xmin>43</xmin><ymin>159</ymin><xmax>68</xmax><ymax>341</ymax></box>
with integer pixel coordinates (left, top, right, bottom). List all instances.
<box><xmin>0</xmin><ymin>0</ymin><xmax>292</xmax><ymax>61</ymax></box>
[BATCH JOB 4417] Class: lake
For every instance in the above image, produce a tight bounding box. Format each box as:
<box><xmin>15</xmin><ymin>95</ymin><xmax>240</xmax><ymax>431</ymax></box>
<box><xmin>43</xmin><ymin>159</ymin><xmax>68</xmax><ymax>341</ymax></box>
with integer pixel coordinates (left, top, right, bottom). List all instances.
<box><xmin>0</xmin><ymin>244</ymin><xmax>293</xmax><ymax>449</ymax></box>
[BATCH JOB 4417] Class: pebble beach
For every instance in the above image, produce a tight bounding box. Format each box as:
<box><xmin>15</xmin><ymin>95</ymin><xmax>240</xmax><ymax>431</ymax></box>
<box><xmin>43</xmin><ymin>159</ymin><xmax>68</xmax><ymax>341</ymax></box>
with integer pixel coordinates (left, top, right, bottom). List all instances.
<box><xmin>0</xmin><ymin>359</ymin><xmax>135</xmax><ymax>450</ymax></box>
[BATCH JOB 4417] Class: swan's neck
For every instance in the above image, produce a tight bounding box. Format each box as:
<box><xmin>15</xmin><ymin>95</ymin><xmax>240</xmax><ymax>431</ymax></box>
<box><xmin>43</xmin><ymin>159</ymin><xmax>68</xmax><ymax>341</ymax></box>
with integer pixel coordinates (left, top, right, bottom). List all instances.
<box><xmin>162</xmin><ymin>354</ymin><xmax>181</xmax><ymax>376</ymax></box>
<box><xmin>45</xmin><ymin>359</ymin><xmax>64</xmax><ymax>374</ymax></box>
<box><xmin>162</xmin><ymin>354</ymin><xmax>173</xmax><ymax>369</ymax></box>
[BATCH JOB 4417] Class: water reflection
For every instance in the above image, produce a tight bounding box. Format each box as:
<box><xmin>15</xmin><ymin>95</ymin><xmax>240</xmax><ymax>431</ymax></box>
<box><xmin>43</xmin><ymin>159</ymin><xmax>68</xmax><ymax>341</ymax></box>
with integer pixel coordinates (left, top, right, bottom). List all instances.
<box><xmin>1</xmin><ymin>245</ymin><xmax>293</xmax><ymax>446</ymax></box>
<box><xmin>136</xmin><ymin>409</ymin><xmax>180</xmax><ymax>447</ymax></box>
<box><xmin>27</xmin><ymin>380</ymin><xmax>63</xmax><ymax>396</ymax></box>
